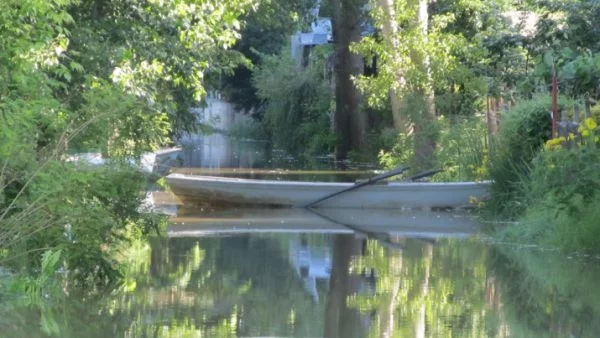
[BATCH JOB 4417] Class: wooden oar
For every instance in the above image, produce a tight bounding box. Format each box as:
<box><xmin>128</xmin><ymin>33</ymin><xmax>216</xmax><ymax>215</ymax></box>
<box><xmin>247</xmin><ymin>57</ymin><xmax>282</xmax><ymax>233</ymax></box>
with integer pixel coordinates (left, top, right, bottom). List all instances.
<box><xmin>302</xmin><ymin>166</ymin><xmax>409</xmax><ymax>208</ymax></box>
<box><xmin>407</xmin><ymin>168</ymin><xmax>443</xmax><ymax>181</ymax></box>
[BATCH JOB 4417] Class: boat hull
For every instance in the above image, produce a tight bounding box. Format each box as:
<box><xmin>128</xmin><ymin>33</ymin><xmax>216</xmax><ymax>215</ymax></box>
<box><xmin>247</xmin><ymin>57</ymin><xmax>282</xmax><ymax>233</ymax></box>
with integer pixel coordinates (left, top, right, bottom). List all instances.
<box><xmin>166</xmin><ymin>173</ymin><xmax>490</xmax><ymax>209</ymax></box>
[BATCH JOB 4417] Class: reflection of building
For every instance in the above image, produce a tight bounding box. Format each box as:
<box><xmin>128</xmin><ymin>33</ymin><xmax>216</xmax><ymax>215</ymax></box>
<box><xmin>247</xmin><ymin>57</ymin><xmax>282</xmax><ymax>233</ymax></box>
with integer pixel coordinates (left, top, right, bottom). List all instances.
<box><xmin>289</xmin><ymin>236</ymin><xmax>332</xmax><ymax>302</ymax></box>
<box><xmin>288</xmin><ymin>235</ymin><xmax>379</xmax><ymax>304</ymax></box>
<box><xmin>177</xmin><ymin>133</ymin><xmax>264</xmax><ymax>169</ymax></box>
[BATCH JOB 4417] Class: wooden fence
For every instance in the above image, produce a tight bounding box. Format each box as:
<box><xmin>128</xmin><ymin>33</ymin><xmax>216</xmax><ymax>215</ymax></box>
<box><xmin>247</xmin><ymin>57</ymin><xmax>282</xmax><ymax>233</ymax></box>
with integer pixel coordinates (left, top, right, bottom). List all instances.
<box><xmin>557</xmin><ymin>100</ymin><xmax>592</xmax><ymax>138</ymax></box>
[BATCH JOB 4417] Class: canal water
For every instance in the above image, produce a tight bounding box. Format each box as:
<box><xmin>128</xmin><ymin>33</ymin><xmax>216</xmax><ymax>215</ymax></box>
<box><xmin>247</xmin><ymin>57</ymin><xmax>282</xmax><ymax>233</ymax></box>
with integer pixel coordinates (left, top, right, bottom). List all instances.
<box><xmin>3</xmin><ymin>134</ymin><xmax>600</xmax><ymax>337</ymax></box>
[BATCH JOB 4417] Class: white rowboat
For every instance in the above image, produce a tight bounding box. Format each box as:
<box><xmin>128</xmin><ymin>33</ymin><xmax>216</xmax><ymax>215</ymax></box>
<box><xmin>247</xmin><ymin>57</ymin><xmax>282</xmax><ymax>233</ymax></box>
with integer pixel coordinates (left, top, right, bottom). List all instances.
<box><xmin>166</xmin><ymin>173</ymin><xmax>490</xmax><ymax>209</ymax></box>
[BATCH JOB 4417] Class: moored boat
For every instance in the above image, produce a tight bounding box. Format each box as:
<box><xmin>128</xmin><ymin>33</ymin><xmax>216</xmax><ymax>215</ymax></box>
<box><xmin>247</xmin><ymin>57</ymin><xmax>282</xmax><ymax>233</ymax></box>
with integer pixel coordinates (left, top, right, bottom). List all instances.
<box><xmin>165</xmin><ymin>173</ymin><xmax>490</xmax><ymax>209</ymax></box>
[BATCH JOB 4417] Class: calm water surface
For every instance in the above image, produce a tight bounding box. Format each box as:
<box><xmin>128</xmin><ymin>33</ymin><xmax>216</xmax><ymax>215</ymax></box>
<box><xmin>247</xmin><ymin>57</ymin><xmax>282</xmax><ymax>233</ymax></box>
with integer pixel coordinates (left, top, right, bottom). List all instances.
<box><xmin>3</xmin><ymin>135</ymin><xmax>600</xmax><ymax>337</ymax></box>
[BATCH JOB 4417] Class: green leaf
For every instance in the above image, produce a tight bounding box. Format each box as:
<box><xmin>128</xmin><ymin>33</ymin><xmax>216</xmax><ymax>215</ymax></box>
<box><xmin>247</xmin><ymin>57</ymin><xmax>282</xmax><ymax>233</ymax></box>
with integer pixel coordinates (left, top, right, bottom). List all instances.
<box><xmin>41</xmin><ymin>249</ymin><xmax>62</xmax><ymax>278</ymax></box>
<box><xmin>69</xmin><ymin>61</ymin><xmax>84</xmax><ymax>72</ymax></box>
<box><xmin>543</xmin><ymin>51</ymin><xmax>555</xmax><ymax>67</ymax></box>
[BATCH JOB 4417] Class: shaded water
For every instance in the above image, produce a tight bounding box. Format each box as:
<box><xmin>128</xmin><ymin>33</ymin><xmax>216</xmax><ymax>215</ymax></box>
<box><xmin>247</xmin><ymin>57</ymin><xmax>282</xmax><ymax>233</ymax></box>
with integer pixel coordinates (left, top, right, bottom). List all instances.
<box><xmin>3</xmin><ymin>233</ymin><xmax>600</xmax><ymax>337</ymax></box>
<box><xmin>3</xmin><ymin>134</ymin><xmax>600</xmax><ymax>337</ymax></box>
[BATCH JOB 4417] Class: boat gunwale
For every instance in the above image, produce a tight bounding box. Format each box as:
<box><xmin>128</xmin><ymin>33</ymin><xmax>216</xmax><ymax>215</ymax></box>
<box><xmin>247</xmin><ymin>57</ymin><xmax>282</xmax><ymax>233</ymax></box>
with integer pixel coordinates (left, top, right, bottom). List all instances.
<box><xmin>166</xmin><ymin>173</ymin><xmax>492</xmax><ymax>188</ymax></box>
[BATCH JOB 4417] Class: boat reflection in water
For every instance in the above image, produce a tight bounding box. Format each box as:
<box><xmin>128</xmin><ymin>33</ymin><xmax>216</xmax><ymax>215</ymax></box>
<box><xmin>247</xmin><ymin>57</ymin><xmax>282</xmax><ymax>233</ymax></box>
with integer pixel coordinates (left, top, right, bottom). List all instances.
<box><xmin>169</xmin><ymin>207</ymin><xmax>479</xmax><ymax>239</ymax></box>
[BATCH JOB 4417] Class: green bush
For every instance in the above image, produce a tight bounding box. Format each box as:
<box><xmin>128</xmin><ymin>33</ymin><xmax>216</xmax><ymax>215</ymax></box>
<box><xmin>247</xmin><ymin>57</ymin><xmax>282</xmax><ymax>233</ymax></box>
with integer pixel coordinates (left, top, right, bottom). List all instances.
<box><xmin>486</xmin><ymin>96</ymin><xmax>559</xmax><ymax>218</ymax></box>
<box><xmin>499</xmin><ymin>144</ymin><xmax>600</xmax><ymax>252</ymax></box>
<box><xmin>496</xmin><ymin>116</ymin><xmax>600</xmax><ymax>252</ymax></box>
<box><xmin>1</xmin><ymin>161</ymin><xmax>163</xmax><ymax>288</ymax></box>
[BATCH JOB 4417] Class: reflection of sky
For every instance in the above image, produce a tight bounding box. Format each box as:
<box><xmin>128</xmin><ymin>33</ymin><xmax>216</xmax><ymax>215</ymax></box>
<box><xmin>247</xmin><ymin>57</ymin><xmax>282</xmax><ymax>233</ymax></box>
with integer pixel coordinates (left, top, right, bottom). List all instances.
<box><xmin>289</xmin><ymin>236</ymin><xmax>332</xmax><ymax>302</ymax></box>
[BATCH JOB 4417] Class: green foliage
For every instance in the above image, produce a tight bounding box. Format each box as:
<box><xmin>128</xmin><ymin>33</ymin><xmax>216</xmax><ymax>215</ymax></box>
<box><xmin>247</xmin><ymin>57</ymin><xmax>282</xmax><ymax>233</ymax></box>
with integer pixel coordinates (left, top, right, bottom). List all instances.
<box><xmin>379</xmin><ymin>115</ymin><xmax>488</xmax><ymax>181</ymax></box>
<box><xmin>521</xmin><ymin>1</ymin><xmax>600</xmax><ymax>99</ymax></box>
<box><xmin>64</xmin><ymin>0</ymin><xmax>255</xmax><ymax>136</ymax></box>
<box><xmin>434</xmin><ymin>115</ymin><xmax>489</xmax><ymax>182</ymax></box>
<box><xmin>354</xmin><ymin>0</ymin><xmax>515</xmax><ymax>116</ymax></box>
<box><xmin>219</xmin><ymin>0</ymin><xmax>316</xmax><ymax>109</ymax></box>
<box><xmin>0</xmin><ymin>0</ymin><xmax>251</xmax><ymax>289</ymax></box>
<box><xmin>498</xmin><ymin>130</ymin><xmax>600</xmax><ymax>252</ymax></box>
<box><xmin>378</xmin><ymin>130</ymin><xmax>414</xmax><ymax>170</ymax></box>
<box><xmin>1</xmin><ymin>161</ymin><xmax>164</xmax><ymax>288</ymax></box>
<box><xmin>228</xmin><ymin>118</ymin><xmax>269</xmax><ymax>141</ymax></box>
<box><xmin>486</xmin><ymin>96</ymin><xmax>557</xmax><ymax>217</ymax></box>
<box><xmin>10</xmin><ymin>249</ymin><xmax>63</xmax><ymax>303</ymax></box>
<box><xmin>67</xmin><ymin>77</ymin><xmax>171</xmax><ymax>156</ymax></box>
<box><xmin>253</xmin><ymin>47</ymin><xmax>334</xmax><ymax>156</ymax></box>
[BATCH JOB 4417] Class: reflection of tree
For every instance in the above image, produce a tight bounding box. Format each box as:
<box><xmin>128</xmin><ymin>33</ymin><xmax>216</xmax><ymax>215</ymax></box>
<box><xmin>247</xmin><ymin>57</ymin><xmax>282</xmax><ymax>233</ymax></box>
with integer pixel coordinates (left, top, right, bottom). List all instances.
<box><xmin>415</xmin><ymin>243</ymin><xmax>432</xmax><ymax>338</ymax></box>
<box><xmin>325</xmin><ymin>234</ymin><xmax>367</xmax><ymax>338</ymax></box>
<box><xmin>348</xmin><ymin>238</ymin><xmax>490</xmax><ymax>337</ymax></box>
<box><xmin>119</xmin><ymin>235</ymin><xmax>328</xmax><ymax>337</ymax></box>
<box><xmin>380</xmin><ymin>243</ymin><xmax>402</xmax><ymax>338</ymax></box>
<box><xmin>6</xmin><ymin>235</ymin><xmax>600</xmax><ymax>337</ymax></box>
<box><xmin>1</xmin><ymin>234</ymin><xmax>328</xmax><ymax>337</ymax></box>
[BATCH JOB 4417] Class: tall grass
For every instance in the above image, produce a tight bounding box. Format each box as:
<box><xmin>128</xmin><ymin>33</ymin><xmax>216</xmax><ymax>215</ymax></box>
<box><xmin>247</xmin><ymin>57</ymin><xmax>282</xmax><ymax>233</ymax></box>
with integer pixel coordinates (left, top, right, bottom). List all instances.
<box><xmin>434</xmin><ymin>114</ymin><xmax>489</xmax><ymax>182</ymax></box>
<box><xmin>498</xmin><ymin>130</ymin><xmax>600</xmax><ymax>252</ymax></box>
<box><xmin>379</xmin><ymin>114</ymin><xmax>489</xmax><ymax>182</ymax></box>
<box><xmin>0</xmin><ymin>160</ymin><xmax>162</xmax><ymax>287</ymax></box>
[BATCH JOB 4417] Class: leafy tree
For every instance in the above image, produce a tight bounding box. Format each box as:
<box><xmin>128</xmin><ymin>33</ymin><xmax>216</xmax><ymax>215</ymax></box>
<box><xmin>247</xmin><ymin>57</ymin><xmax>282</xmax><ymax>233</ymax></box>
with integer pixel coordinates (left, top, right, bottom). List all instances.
<box><xmin>253</xmin><ymin>47</ymin><xmax>334</xmax><ymax>156</ymax></box>
<box><xmin>354</xmin><ymin>0</ymin><xmax>533</xmax><ymax>168</ymax></box>
<box><xmin>525</xmin><ymin>0</ymin><xmax>600</xmax><ymax>99</ymax></box>
<box><xmin>0</xmin><ymin>0</ymin><xmax>256</xmax><ymax>286</ymax></box>
<box><xmin>65</xmin><ymin>0</ymin><xmax>255</xmax><ymax>140</ymax></box>
<box><xmin>219</xmin><ymin>0</ymin><xmax>316</xmax><ymax>111</ymax></box>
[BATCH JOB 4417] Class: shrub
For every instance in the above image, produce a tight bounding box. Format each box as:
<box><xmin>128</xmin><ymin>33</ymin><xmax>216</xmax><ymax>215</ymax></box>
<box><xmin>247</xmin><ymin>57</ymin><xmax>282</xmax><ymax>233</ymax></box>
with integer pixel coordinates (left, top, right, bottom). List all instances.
<box><xmin>497</xmin><ymin>117</ymin><xmax>600</xmax><ymax>252</ymax></box>
<box><xmin>486</xmin><ymin>96</ymin><xmax>563</xmax><ymax>218</ymax></box>
<box><xmin>500</xmin><ymin>148</ymin><xmax>600</xmax><ymax>251</ymax></box>
<box><xmin>1</xmin><ymin>161</ymin><xmax>163</xmax><ymax>288</ymax></box>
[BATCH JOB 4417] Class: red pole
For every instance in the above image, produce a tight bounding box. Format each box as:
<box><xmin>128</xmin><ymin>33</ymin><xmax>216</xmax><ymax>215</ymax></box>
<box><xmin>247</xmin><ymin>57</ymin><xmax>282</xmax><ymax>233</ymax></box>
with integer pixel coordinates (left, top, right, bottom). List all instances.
<box><xmin>551</xmin><ymin>64</ymin><xmax>558</xmax><ymax>138</ymax></box>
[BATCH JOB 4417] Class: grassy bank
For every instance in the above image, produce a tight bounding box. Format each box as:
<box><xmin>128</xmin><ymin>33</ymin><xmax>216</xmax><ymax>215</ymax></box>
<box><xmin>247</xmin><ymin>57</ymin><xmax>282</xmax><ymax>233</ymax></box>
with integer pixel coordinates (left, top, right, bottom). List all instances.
<box><xmin>485</xmin><ymin>97</ymin><xmax>600</xmax><ymax>253</ymax></box>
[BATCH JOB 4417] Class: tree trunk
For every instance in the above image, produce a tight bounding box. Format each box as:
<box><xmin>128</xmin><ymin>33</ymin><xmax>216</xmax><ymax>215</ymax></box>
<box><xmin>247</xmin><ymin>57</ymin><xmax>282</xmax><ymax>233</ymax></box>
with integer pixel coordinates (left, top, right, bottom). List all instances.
<box><xmin>329</xmin><ymin>0</ymin><xmax>366</xmax><ymax>160</ymax></box>
<box><xmin>377</xmin><ymin>0</ymin><xmax>410</xmax><ymax>133</ymax></box>
<box><xmin>412</xmin><ymin>0</ymin><xmax>437</xmax><ymax>170</ymax></box>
